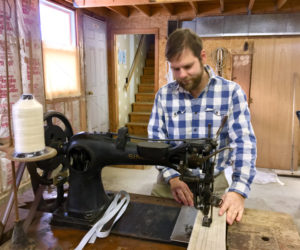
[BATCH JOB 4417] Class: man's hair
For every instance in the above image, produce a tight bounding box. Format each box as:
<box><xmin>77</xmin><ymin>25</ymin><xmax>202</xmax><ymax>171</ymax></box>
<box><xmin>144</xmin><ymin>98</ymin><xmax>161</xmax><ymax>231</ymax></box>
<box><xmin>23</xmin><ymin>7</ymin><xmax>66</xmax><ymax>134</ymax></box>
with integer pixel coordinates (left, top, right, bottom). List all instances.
<box><xmin>165</xmin><ymin>28</ymin><xmax>203</xmax><ymax>61</ymax></box>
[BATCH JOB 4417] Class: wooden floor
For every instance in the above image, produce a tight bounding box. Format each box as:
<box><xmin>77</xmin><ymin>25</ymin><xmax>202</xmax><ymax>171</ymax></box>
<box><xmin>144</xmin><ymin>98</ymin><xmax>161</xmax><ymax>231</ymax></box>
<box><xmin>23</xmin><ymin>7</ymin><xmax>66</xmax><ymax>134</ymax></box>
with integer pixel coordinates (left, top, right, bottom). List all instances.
<box><xmin>1</xmin><ymin>193</ymin><xmax>300</xmax><ymax>249</ymax></box>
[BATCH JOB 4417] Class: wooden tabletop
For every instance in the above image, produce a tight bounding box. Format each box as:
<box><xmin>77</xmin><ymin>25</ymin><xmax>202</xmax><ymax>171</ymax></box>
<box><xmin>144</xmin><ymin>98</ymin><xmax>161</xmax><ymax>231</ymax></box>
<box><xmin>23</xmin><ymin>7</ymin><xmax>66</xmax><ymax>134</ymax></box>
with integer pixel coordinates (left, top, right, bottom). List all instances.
<box><xmin>25</xmin><ymin>194</ymin><xmax>186</xmax><ymax>250</ymax></box>
<box><xmin>1</xmin><ymin>193</ymin><xmax>300</xmax><ymax>249</ymax></box>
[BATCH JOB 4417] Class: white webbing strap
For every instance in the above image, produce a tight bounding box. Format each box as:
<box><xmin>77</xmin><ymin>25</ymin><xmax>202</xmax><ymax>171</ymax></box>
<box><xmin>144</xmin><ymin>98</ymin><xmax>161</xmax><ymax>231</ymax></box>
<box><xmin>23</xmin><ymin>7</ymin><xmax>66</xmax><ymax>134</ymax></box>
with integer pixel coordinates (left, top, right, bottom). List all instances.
<box><xmin>74</xmin><ymin>190</ymin><xmax>130</xmax><ymax>250</ymax></box>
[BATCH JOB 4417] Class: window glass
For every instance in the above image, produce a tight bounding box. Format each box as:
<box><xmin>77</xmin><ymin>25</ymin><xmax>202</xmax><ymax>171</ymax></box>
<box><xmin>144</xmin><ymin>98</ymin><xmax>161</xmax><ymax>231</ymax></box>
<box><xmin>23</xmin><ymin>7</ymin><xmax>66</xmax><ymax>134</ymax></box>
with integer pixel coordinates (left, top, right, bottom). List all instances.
<box><xmin>39</xmin><ymin>0</ymin><xmax>80</xmax><ymax>100</ymax></box>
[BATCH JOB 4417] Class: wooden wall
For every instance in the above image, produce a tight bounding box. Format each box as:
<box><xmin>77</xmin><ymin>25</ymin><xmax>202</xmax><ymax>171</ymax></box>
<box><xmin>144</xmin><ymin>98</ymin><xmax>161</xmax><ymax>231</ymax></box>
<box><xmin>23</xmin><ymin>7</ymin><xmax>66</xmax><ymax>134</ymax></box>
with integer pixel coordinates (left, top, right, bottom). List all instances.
<box><xmin>186</xmin><ymin>37</ymin><xmax>300</xmax><ymax>170</ymax></box>
<box><xmin>250</xmin><ymin>37</ymin><xmax>300</xmax><ymax>170</ymax></box>
<box><xmin>106</xmin><ymin>9</ymin><xmax>300</xmax><ymax>170</ymax></box>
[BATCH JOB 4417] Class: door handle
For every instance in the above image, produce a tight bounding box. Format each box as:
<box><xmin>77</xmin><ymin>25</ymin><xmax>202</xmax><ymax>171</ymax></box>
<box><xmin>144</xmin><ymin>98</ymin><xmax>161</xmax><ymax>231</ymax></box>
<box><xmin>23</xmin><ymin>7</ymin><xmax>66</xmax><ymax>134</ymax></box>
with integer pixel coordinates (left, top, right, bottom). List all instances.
<box><xmin>87</xmin><ymin>91</ymin><xmax>94</xmax><ymax>95</ymax></box>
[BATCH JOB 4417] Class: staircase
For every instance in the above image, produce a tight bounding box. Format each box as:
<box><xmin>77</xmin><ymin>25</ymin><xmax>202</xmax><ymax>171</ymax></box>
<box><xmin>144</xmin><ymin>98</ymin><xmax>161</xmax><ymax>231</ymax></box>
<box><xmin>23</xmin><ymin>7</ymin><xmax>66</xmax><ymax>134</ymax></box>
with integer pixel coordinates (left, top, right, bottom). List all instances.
<box><xmin>126</xmin><ymin>46</ymin><xmax>155</xmax><ymax>137</ymax></box>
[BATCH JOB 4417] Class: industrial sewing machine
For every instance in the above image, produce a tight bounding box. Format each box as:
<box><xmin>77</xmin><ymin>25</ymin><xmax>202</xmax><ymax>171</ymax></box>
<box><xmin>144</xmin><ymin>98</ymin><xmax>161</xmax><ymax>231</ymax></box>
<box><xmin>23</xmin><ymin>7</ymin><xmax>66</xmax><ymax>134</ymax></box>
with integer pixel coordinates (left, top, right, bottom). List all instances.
<box><xmin>27</xmin><ymin>111</ymin><xmax>230</xmax><ymax>243</ymax></box>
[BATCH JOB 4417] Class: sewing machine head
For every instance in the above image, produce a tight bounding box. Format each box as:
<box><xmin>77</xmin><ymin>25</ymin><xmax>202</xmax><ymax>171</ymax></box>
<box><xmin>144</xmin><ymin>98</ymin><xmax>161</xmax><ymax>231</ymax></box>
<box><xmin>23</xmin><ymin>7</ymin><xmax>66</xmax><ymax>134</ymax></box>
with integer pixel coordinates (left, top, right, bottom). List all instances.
<box><xmin>32</xmin><ymin>111</ymin><xmax>229</xmax><ymax>229</ymax></box>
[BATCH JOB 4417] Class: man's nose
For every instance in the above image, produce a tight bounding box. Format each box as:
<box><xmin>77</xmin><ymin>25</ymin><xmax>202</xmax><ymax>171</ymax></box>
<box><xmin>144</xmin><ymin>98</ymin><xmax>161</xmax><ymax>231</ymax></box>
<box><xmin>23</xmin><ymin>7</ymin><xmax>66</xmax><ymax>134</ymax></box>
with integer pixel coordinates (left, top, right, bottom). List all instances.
<box><xmin>178</xmin><ymin>68</ymin><xmax>188</xmax><ymax>79</ymax></box>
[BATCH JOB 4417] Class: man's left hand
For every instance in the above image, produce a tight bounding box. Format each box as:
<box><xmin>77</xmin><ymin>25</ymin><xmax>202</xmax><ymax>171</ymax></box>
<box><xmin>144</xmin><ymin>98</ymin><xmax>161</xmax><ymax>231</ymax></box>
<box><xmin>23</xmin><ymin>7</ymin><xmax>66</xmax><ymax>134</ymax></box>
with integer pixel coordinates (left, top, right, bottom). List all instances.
<box><xmin>218</xmin><ymin>191</ymin><xmax>245</xmax><ymax>225</ymax></box>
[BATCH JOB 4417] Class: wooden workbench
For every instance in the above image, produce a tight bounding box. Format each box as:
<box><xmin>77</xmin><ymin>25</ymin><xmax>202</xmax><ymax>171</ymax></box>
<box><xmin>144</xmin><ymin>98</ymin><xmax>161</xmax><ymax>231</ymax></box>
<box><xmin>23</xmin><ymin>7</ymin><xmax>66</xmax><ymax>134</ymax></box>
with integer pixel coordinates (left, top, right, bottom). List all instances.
<box><xmin>1</xmin><ymin>193</ymin><xmax>300</xmax><ymax>249</ymax></box>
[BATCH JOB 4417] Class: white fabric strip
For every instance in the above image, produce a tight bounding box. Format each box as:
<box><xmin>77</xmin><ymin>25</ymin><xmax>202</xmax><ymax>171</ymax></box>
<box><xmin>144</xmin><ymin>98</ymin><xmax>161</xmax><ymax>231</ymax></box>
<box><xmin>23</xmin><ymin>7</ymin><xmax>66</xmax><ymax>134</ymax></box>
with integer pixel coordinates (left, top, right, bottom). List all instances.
<box><xmin>74</xmin><ymin>190</ymin><xmax>130</xmax><ymax>250</ymax></box>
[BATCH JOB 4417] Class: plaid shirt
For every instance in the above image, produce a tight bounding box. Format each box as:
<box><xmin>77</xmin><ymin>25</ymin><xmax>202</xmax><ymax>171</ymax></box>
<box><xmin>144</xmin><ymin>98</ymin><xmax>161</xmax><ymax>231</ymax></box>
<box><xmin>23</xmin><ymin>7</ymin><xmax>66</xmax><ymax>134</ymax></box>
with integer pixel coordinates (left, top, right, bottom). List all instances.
<box><xmin>148</xmin><ymin>66</ymin><xmax>257</xmax><ymax>198</ymax></box>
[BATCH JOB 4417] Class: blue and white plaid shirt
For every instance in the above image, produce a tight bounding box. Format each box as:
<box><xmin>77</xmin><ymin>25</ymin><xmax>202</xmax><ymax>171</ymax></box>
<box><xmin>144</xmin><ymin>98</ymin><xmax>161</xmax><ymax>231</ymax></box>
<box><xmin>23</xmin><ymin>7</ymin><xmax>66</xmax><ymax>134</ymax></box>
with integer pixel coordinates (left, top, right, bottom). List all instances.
<box><xmin>148</xmin><ymin>66</ymin><xmax>256</xmax><ymax>198</ymax></box>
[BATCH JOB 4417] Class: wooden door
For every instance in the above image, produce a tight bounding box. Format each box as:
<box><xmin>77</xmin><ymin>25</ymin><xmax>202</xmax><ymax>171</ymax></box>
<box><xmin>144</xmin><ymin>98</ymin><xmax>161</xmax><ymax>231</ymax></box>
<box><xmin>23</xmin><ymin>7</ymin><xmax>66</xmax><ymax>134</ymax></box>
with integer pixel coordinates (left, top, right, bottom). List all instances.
<box><xmin>250</xmin><ymin>38</ymin><xmax>300</xmax><ymax>170</ymax></box>
<box><xmin>83</xmin><ymin>16</ymin><xmax>109</xmax><ymax>132</ymax></box>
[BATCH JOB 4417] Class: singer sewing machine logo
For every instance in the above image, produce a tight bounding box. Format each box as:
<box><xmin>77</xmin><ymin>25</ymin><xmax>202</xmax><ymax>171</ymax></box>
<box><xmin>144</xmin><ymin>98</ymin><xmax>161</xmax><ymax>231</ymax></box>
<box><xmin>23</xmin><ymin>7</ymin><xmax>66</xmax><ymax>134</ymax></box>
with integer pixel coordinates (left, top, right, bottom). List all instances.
<box><xmin>30</xmin><ymin>111</ymin><xmax>231</xmax><ymax>232</ymax></box>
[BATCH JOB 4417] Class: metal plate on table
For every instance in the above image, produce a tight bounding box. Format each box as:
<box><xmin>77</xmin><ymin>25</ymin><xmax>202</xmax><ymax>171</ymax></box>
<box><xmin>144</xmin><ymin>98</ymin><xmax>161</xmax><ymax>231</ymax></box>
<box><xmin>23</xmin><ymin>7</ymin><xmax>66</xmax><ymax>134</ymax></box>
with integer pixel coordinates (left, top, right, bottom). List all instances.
<box><xmin>170</xmin><ymin>206</ymin><xmax>198</xmax><ymax>243</ymax></box>
<box><xmin>111</xmin><ymin>201</ymin><xmax>183</xmax><ymax>245</ymax></box>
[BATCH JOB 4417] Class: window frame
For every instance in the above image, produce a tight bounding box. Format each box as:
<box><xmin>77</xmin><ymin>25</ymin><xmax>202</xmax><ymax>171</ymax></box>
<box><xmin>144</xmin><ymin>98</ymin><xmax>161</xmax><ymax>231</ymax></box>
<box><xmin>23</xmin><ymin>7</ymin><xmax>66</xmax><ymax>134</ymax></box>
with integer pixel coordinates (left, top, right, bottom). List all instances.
<box><xmin>39</xmin><ymin>0</ymin><xmax>81</xmax><ymax>100</ymax></box>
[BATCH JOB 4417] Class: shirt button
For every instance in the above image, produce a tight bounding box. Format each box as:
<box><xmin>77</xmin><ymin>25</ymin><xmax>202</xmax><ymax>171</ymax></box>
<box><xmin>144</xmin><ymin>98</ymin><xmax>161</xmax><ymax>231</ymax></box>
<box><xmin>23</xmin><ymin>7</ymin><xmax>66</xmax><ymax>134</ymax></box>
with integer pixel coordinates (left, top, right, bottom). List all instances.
<box><xmin>195</xmin><ymin>112</ymin><xmax>198</xmax><ymax>115</ymax></box>
<box><xmin>193</xmin><ymin>128</ymin><xmax>197</xmax><ymax>132</ymax></box>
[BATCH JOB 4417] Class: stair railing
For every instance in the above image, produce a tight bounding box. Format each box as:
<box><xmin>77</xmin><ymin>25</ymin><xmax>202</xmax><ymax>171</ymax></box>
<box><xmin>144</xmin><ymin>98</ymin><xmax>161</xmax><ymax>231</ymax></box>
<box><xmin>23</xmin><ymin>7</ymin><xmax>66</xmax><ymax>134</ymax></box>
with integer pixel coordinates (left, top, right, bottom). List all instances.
<box><xmin>124</xmin><ymin>35</ymin><xmax>146</xmax><ymax>91</ymax></box>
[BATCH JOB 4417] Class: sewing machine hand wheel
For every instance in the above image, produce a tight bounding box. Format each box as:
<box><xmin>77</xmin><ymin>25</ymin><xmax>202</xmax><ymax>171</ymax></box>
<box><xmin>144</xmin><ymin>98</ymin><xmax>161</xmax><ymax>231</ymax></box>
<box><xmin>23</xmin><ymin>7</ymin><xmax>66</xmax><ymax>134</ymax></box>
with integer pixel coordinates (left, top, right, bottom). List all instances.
<box><xmin>44</xmin><ymin>111</ymin><xmax>73</xmax><ymax>150</ymax></box>
<box><xmin>33</xmin><ymin>111</ymin><xmax>73</xmax><ymax>171</ymax></box>
<box><xmin>27</xmin><ymin>111</ymin><xmax>73</xmax><ymax>210</ymax></box>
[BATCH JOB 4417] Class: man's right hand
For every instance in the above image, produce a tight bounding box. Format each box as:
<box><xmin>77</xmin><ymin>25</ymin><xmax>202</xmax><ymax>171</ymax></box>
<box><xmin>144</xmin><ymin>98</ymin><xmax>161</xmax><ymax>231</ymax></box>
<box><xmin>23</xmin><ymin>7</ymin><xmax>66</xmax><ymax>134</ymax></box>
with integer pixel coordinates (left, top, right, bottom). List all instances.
<box><xmin>169</xmin><ymin>177</ymin><xmax>194</xmax><ymax>206</ymax></box>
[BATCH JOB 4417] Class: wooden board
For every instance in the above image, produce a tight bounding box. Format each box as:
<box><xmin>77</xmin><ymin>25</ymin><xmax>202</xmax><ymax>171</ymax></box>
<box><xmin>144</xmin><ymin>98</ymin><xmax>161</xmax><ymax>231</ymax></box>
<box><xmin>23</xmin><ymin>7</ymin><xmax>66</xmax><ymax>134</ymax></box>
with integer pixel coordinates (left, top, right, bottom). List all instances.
<box><xmin>187</xmin><ymin>209</ymin><xmax>226</xmax><ymax>250</ymax></box>
<box><xmin>227</xmin><ymin>208</ymin><xmax>300</xmax><ymax>250</ymax></box>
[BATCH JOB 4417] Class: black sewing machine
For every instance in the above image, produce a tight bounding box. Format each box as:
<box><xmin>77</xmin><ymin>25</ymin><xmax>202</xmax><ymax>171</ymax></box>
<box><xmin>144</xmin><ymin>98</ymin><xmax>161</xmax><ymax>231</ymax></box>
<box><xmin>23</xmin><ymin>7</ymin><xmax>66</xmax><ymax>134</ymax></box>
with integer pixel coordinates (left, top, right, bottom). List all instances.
<box><xmin>29</xmin><ymin>111</ymin><xmax>229</xmax><ymax>235</ymax></box>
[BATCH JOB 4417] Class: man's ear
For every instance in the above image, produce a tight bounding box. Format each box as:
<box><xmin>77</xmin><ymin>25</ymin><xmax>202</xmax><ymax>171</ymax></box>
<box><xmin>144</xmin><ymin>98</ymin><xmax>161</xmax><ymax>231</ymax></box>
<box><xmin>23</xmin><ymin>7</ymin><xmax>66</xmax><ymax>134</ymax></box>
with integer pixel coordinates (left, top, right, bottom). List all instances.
<box><xmin>200</xmin><ymin>49</ymin><xmax>207</xmax><ymax>63</ymax></box>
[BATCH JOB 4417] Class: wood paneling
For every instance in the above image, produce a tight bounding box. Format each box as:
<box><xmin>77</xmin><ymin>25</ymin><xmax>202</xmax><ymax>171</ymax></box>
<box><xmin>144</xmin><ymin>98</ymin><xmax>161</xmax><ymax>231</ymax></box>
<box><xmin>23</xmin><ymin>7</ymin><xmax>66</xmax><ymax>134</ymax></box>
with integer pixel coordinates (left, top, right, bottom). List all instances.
<box><xmin>232</xmin><ymin>54</ymin><xmax>252</xmax><ymax>101</ymax></box>
<box><xmin>202</xmin><ymin>37</ymin><xmax>299</xmax><ymax>169</ymax></box>
<box><xmin>250</xmin><ymin>37</ymin><xmax>300</xmax><ymax>170</ymax></box>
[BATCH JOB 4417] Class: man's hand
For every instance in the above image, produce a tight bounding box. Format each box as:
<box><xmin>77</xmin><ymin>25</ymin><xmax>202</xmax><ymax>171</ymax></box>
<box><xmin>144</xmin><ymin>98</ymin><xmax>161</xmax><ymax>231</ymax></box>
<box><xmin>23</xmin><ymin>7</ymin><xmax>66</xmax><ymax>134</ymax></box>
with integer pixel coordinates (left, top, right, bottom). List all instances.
<box><xmin>219</xmin><ymin>191</ymin><xmax>245</xmax><ymax>225</ymax></box>
<box><xmin>169</xmin><ymin>177</ymin><xmax>194</xmax><ymax>206</ymax></box>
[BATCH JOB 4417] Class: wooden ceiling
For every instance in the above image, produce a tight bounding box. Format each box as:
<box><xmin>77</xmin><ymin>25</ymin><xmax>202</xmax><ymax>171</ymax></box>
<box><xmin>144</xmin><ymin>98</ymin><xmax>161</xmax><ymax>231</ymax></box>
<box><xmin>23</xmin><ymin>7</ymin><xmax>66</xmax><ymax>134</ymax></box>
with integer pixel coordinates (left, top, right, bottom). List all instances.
<box><xmin>72</xmin><ymin>0</ymin><xmax>300</xmax><ymax>19</ymax></box>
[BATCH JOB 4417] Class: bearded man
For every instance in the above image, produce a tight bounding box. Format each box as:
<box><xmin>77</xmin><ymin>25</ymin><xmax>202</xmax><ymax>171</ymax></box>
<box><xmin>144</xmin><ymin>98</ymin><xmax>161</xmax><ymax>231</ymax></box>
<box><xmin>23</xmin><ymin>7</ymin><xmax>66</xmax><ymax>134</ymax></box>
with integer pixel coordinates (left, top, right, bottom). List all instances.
<box><xmin>148</xmin><ymin>28</ymin><xmax>257</xmax><ymax>225</ymax></box>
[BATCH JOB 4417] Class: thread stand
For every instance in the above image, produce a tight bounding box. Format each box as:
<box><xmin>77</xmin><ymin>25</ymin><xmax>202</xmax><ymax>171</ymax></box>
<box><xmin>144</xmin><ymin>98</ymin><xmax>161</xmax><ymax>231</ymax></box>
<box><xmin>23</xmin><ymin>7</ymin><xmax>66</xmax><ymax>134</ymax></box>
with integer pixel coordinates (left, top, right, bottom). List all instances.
<box><xmin>1</xmin><ymin>147</ymin><xmax>57</xmax><ymax>249</ymax></box>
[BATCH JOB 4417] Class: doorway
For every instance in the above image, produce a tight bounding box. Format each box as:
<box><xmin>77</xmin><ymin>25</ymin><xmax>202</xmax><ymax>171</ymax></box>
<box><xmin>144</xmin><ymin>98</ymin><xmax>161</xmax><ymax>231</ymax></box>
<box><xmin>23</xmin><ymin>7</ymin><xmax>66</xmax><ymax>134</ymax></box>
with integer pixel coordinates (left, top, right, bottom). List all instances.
<box><xmin>109</xmin><ymin>29</ymin><xmax>159</xmax><ymax>133</ymax></box>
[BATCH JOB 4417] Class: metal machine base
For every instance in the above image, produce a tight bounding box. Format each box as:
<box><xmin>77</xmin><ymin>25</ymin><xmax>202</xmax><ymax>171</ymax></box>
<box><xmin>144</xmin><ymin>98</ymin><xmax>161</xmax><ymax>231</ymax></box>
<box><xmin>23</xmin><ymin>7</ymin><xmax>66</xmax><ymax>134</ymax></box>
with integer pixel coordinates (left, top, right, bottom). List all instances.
<box><xmin>51</xmin><ymin>197</ymin><xmax>185</xmax><ymax>246</ymax></box>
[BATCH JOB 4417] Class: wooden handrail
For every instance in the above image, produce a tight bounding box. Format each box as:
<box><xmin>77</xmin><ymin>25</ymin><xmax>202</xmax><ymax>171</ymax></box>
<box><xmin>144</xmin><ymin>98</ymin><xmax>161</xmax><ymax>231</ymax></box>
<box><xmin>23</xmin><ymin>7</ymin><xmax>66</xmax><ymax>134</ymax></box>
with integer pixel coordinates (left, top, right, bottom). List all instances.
<box><xmin>124</xmin><ymin>35</ymin><xmax>145</xmax><ymax>90</ymax></box>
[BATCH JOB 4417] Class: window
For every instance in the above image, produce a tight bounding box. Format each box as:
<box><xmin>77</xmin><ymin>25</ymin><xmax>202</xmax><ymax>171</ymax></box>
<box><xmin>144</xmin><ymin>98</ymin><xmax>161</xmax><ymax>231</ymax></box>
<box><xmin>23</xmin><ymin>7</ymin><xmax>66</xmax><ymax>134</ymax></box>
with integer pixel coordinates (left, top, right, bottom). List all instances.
<box><xmin>39</xmin><ymin>0</ymin><xmax>80</xmax><ymax>100</ymax></box>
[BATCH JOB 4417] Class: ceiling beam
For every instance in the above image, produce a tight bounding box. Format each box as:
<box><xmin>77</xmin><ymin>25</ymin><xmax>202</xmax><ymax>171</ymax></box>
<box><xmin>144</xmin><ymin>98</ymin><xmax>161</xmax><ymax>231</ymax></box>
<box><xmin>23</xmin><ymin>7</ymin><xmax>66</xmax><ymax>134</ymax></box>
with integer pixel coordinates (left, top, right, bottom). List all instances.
<box><xmin>106</xmin><ymin>6</ymin><xmax>129</xmax><ymax>17</ymax></box>
<box><xmin>74</xmin><ymin>0</ymin><xmax>180</xmax><ymax>7</ymax></box>
<box><xmin>150</xmin><ymin>0</ymin><xmax>191</xmax><ymax>3</ymax></box>
<box><xmin>134</xmin><ymin>5</ymin><xmax>152</xmax><ymax>17</ymax></box>
<box><xmin>161</xmin><ymin>3</ymin><xmax>175</xmax><ymax>15</ymax></box>
<box><xmin>86</xmin><ymin>7</ymin><xmax>110</xmax><ymax>17</ymax></box>
<box><xmin>248</xmin><ymin>0</ymin><xmax>256</xmax><ymax>11</ymax></box>
<box><xmin>220</xmin><ymin>0</ymin><xmax>224</xmax><ymax>13</ymax></box>
<box><xmin>189</xmin><ymin>1</ymin><xmax>198</xmax><ymax>16</ymax></box>
<box><xmin>73</xmin><ymin>0</ymin><xmax>215</xmax><ymax>8</ymax></box>
<box><xmin>277</xmin><ymin>0</ymin><xmax>288</xmax><ymax>9</ymax></box>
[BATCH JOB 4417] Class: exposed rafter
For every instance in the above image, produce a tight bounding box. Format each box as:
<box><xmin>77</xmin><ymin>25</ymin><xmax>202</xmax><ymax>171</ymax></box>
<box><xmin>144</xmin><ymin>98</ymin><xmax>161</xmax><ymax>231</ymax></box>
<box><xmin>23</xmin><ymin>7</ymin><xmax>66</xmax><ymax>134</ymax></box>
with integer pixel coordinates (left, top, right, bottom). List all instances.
<box><xmin>150</xmin><ymin>0</ymin><xmax>188</xmax><ymax>3</ymax></box>
<box><xmin>277</xmin><ymin>0</ymin><xmax>288</xmax><ymax>9</ymax></box>
<box><xmin>107</xmin><ymin>6</ymin><xmax>129</xmax><ymax>18</ymax></box>
<box><xmin>71</xmin><ymin>0</ymin><xmax>300</xmax><ymax>19</ymax></box>
<box><xmin>134</xmin><ymin>5</ymin><xmax>151</xmax><ymax>17</ymax></box>
<box><xmin>189</xmin><ymin>1</ymin><xmax>198</xmax><ymax>16</ymax></box>
<box><xmin>248</xmin><ymin>0</ymin><xmax>256</xmax><ymax>11</ymax></box>
<box><xmin>86</xmin><ymin>7</ymin><xmax>111</xmax><ymax>17</ymax></box>
<box><xmin>74</xmin><ymin>0</ymin><xmax>198</xmax><ymax>7</ymax></box>
<box><xmin>161</xmin><ymin>3</ymin><xmax>175</xmax><ymax>15</ymax></box>
<box><xmin>220</xmin><ymin>0</ymin><xmax>224</xmax><ymax>13</ymax></box>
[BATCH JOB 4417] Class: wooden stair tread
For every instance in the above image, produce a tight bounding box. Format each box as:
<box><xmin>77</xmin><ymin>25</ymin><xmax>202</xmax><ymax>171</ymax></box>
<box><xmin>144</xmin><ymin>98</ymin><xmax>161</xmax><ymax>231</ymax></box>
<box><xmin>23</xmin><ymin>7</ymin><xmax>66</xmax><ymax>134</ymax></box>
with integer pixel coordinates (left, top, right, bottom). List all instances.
<box><xmin>134</xmin><ymin>101</ymin><xmax>153</xmax><ymax>104</ymax></box>
<box><xmin>126</xmin><ymin>122</ymin><xmax>148</xmax><ymax>125</ymax></box>
<box><xmin>129</xmin><ymin>112</ymin><xmax>151</xmax><ymax>115</ymax></box>
<box><xmin>136</xmin><ymin>93</ymin><xmax>155</xmax><ymax>95</ymax></box>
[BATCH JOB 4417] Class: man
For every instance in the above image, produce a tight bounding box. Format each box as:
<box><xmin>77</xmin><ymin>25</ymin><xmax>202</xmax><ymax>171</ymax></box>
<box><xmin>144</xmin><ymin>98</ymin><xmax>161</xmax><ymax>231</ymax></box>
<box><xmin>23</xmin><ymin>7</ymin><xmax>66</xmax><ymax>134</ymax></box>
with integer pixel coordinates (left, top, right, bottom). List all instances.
<box><xmin>148</xmin><ymin>29</ymin><xmax>256</xmax><ymax>225</ymax></box>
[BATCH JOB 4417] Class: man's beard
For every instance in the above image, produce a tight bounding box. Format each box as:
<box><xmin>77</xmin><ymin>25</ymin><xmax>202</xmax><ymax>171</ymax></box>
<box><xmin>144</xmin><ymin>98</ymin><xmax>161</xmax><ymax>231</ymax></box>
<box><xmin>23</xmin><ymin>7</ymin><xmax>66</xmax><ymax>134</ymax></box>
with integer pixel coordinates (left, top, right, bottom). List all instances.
<box><xmin>177</xmin><ymin>61</ymin><xmax>204</xmax><ymax>92</ymax></box>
